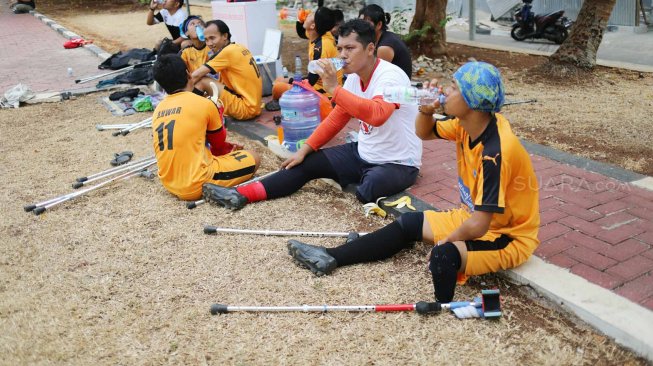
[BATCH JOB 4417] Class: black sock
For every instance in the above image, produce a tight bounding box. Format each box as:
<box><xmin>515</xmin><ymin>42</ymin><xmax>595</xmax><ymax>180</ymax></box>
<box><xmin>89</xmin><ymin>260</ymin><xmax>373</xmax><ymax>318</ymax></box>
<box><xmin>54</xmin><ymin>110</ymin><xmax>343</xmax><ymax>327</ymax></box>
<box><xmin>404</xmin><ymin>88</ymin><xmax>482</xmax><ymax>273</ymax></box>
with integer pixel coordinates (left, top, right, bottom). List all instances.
<box><xmin>429</xmin><ymin>242</ymin><xmax>462</xmax><ymax>303</ymax></box>
<box><xmin>326</xmin><ymin>221</ymin><xmax>414</xmax><ymax>266</ymax></box>
<box><xmin>261</xmin><ymin>151</ymin><xmax>339</xmax><ymax>199</ymax></box>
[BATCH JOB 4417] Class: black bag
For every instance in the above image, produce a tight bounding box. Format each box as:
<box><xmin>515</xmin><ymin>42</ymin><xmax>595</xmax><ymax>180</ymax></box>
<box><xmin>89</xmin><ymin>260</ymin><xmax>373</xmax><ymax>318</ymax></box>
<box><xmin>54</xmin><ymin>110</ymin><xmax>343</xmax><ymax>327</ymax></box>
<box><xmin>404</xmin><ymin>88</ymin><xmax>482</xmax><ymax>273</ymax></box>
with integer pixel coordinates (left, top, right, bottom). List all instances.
<box><xmin>114</xmin><ymin>67</ymin><xmax>154</xmax><ymax>85</ymax></box>
<box><xmin>99</xmin><ymin>48</ymin><xmax>156</xmax><ymax>70</ymax></box>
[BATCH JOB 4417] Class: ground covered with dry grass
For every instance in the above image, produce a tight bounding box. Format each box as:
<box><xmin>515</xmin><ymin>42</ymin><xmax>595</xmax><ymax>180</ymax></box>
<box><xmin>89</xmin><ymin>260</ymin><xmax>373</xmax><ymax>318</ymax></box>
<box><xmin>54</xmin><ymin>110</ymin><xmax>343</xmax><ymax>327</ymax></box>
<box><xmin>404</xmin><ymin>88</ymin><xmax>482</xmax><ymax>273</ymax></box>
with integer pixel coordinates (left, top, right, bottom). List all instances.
<box><xmin>0</xmin><ymin>2</ymin><xmax>649</xmax><ymax>364</ymax></box>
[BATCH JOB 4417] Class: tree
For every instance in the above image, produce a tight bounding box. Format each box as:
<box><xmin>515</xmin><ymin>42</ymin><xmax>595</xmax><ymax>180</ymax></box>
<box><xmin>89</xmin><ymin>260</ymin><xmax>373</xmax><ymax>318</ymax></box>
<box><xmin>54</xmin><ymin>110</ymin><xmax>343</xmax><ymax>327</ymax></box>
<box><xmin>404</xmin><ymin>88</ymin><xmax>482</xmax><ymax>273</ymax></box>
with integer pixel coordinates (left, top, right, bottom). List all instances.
<box><xmin>548</xmin><ymin>0</ymin><xmax>617</xmax><ymax>69</ymax></box>
<box><xmin>405</xmin><ymin>0</ymin><xmax>448</xmax><ymax>56</ymax></box>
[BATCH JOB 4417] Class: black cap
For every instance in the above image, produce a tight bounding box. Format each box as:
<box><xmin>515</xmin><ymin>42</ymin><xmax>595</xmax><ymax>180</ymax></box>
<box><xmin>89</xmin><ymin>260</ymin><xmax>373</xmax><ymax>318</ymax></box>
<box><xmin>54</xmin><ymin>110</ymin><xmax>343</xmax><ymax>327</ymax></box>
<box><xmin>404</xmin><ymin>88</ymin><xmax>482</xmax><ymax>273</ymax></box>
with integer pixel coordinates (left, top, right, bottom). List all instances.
<box><xmin>314</xmin><ymin>7</ymin><xmax>336</xmax><ymax>36</ymax></box>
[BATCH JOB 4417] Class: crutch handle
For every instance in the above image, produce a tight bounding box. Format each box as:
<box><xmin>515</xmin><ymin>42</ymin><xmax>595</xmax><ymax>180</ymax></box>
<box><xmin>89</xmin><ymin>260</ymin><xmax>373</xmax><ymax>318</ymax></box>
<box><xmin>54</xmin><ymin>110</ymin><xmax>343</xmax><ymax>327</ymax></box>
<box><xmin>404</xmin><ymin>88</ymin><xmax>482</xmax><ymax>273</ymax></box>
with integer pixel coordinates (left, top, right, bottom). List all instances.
<box><xmin>415</xmin><ymin>301</ymin><xmax>442</xmax><ymax>315</ymax></box>
<box><xmin>210</xmin><ymin>304</ymin><xmax>229</xmax><ymax>315</ymax></box>
<box><xmin>204</xmin><ymin>225</ymin><xmax>217</xmax><ymax>234</ymax></box>
<box><xmin>24</xmin><ymin>204</ymin><xmax>37</xmax><ymax>212</ymax></box>
<box><xmin>34</xmin><ymin>207</ymin><xmax>46</xmax><ymax>215</ymax></box>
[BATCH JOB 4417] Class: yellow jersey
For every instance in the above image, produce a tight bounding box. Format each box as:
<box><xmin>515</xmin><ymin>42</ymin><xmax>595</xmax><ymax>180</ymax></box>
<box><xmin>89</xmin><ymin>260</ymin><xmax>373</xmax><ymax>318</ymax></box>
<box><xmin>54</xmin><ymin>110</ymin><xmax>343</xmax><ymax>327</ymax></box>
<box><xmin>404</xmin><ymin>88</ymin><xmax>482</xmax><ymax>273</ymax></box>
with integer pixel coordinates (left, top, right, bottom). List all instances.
<box><xmin>152</xmin><ymin>91</ymin><xmax>223</xmax><ymax>200</ymax></box>
<box><xmin>205</xmin><ymin>43</ymin><xmax>262</xmax><ymax>113</ymax></box>
<box><xmin>434</xmin><ymin>113</ymin><xmax>540</xmax><ymax>247</ymax></box>
<box><xmin>180</xmin><ymin>44</ymin><xmax>210</xmax><ymax>74</ymax></box>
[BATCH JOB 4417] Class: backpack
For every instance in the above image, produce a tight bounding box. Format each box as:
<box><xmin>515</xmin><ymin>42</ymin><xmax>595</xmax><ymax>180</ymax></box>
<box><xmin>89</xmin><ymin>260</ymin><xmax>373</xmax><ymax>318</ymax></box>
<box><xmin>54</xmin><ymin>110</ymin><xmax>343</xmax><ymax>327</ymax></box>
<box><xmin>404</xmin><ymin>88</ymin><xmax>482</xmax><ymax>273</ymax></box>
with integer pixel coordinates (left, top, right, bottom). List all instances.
<box><xmin>99</xmin><ymin>48</ymin><xmax>156</xmax><ymax>70</ymax></box>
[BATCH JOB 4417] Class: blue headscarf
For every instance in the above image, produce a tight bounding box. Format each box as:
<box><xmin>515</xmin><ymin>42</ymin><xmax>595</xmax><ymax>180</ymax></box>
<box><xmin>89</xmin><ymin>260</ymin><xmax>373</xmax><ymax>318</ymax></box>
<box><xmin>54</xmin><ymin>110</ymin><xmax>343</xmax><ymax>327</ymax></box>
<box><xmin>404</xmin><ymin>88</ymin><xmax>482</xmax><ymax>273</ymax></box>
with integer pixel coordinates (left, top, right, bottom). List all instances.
<box><xmin>453</xmin><ymin>62</ymin><xmax>505</xmax><ymax>113</ymax></box>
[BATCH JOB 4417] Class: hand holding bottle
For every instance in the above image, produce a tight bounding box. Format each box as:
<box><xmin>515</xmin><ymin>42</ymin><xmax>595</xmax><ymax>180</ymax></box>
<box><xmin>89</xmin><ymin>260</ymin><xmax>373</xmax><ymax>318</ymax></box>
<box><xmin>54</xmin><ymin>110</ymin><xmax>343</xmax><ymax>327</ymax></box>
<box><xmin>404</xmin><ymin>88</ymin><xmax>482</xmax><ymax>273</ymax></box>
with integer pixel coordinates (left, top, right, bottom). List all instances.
<box><xmin>310</xmin><ymin>58</ymin><xmax>340</xmax><ymax>95</ymax></box>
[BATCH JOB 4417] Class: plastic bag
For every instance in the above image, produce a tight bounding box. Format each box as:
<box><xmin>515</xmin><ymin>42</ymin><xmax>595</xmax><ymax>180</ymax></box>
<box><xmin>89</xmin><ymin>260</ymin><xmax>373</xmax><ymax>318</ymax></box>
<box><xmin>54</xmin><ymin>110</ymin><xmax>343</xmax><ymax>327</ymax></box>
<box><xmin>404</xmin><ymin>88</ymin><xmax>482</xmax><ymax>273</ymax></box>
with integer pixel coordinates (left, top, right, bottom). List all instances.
<box><xmin>133</xmin><ymin>95</ymin><xmax>153</xmax><ymax>112</ymax></box>
<box><xmin>1</xmin><ymin>83</ymin><xmax>35</xmax><ymax>108</ymax></box>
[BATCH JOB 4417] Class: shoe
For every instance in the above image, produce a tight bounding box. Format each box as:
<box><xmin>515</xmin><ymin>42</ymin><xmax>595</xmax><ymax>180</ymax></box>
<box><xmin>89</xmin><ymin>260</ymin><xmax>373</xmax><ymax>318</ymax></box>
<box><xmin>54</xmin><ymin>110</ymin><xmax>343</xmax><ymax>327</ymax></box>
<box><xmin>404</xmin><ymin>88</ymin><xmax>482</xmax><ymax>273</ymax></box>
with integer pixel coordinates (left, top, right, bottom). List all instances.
<box><xmin>287</xmin><ymin>239</ymin><xmax>337</xmax><ymax>276</ymax></box>
<box><xmin>265</xmin><ymin>100</ymin><xmax>280</xmax><ymax>111</ymax></box>
<box><xmin>202</xmin><ymin>183</ymin><xmax>247</xmax><ymax>210</ymax></box>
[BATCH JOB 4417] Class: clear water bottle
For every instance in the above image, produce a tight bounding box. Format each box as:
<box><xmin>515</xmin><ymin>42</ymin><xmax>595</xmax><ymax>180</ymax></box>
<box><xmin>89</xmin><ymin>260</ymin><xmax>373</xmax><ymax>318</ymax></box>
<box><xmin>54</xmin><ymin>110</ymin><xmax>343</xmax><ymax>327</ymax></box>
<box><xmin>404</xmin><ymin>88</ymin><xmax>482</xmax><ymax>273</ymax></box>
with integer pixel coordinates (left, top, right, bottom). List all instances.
<box><xmin>382</xmin><ymin>86</ymin><xmax>445</xmax><ymax>105</ymax></box>
<box><xmin>282</xmin><ymin>66</ymin><xmax>289</xmax><ymax>78</ymax></box>
<box><xmin>196</xmin><ymin>25</ymin><xmax>205</xmax><ymax>42</ymax></box>
<box><xmin>307</xmin><ymin>58</ymin><xmax>345</xmax><ymax>74</ymax></box>
<box><xmin>279</xmin><ymin>83</ymin><xmax>321</xmax><ymax>152</ymax></box>
<box><xmin>294</xmin><ymin>55</ymin><xmax>303</xmax><ymax>81</ymax></box>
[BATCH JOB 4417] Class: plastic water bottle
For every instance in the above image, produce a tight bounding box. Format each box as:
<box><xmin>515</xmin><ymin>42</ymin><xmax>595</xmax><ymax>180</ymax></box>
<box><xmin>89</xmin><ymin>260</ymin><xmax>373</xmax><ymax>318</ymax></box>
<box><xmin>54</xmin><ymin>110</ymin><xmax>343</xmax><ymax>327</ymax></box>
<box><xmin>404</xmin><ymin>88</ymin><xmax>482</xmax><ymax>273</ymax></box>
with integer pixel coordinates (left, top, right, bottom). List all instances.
<box><xmin>196</xmin><ymin>25</ymin><xmax>205</xmax><ymax>42</ymax></box>
<box><xmin>294</xmin><ymin>55</ymin><xmax>303</xmax><ymax>81</ymax></box>
<box><xmin>307</xmin><ymin>58</ymin><xmax>345</xmax><ymax>74</ymax></box>
<box><xmin>279</xmin><ymin>84</ymin><xmax>321</xmax><ymax>152</ymax></box>
<box><xmin>282</xmin><ymin>66</ymin><xmax>289</xmax><ymax>78</ymax></box>
<box><xmin>67</xmin><ymin>67</ymin><xmax>73</xmax><ymax>77</ymax></box>
<box><xmin>382</xmin><ymin>86</ymin><xmax>445</xmax><ymax>105</ymax></box>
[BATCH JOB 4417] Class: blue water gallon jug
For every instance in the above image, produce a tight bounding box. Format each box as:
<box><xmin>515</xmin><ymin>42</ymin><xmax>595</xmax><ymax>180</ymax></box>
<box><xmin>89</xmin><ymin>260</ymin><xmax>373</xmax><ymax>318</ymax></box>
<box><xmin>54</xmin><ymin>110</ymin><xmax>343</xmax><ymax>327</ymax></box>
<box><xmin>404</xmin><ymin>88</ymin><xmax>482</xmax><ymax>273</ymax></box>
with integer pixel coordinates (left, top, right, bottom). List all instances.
<box><xmin>278</xmin><ymin>84</ymin><xmax>321</xmax><ymax>152</ymax></box>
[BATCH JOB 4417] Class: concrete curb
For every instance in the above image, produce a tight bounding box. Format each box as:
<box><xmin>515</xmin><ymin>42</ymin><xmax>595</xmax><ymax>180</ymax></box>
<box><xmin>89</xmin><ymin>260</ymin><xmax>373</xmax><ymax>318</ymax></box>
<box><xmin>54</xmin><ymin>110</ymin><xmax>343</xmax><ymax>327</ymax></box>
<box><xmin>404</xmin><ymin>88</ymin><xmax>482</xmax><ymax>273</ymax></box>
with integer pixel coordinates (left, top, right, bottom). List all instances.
<box><xmin>227</xmin><ymin>119</ymin><xmax>653</xmax><ymax>361</ymax></box>
<box><xmin>30</xmin><ymin>10</ymin><xmax>112</xmax><ymax>61</ymax></box>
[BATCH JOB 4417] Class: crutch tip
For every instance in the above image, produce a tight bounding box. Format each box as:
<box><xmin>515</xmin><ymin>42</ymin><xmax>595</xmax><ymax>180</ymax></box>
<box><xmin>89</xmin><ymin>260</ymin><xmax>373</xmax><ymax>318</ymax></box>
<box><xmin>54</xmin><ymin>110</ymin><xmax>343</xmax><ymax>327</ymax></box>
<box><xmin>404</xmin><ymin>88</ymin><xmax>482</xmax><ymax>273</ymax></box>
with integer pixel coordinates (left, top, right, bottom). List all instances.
<box><xmin>95</xmin><ymin>125</ymin><xmax>105</xmax><ymax>131</ymax></box>
<box><xmin>120</xmin><ymin>130</ymin><xmax>130</xmax><ymax>136</ymax></box>
<box><xmin>187</xmin><ymin>202</ymin><xmax>197</xmax><ymax>209</ymax></box>
<box><xmin>34</xmin><ymin>207</ymin><xmax>46</xmax><ymax>215</ymax></box>
<box><xmin>76</xmin><ymin>177</ymin><xmax>87</xmax><ymax>183</ymax></box>
<box><xmin>111</xmin><ymin>131</ymin><xmax>121</xmax><ymax>137</ymax></box>
<box><xmin>72</xmin><ymin>182</ymin><xmax>83</xmax><ymax>189</ymax></box>
<box><xmin>24</xmin><ymin>204</ymin><xmax>36</xmax><ymax>212</ymax></box>
<box><xmin>203</xmin><ymin>226</ymin><xmax>217</xmax><ymax>235</ymax></box>
<box><xmin>210</xmin><ymin>304</ymin><xmax>228</xmax><ymax>315</ymax></box>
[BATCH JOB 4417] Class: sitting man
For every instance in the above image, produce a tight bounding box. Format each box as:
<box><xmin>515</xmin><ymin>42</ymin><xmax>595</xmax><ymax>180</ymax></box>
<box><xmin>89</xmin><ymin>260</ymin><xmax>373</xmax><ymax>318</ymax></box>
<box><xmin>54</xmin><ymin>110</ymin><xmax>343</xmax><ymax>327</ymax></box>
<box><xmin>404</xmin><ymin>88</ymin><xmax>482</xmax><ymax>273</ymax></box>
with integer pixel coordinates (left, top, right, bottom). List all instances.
<box><xmin>287</xmin><ymin>62</ymin><xmax>541</xmax><ymax>305</ymax></box>
<box><xmin>191</xmin><ymin>20</ymin><xmax>262</xmax><ymax>121</ymax></box>
<box><xmin>179</xmin><ymin>16</ymin><xmax>210</xmax><ymax>73</ymax></box>
<box><xmin>146</xmin><ymin>0</ymin><xmax>188</xmax><ymax>51</ymax></box>
<box><xmin>10</xmin><ymin>0</ymin><xmax>35</xmax><ymax>14</ymax></box>
<box><xmin>202</xmin><ymin>19</ymin><xmax>421</xmax><ymax>209</ymax></box>
<box><xmin>151</xmin><ymin>54</ymin><xmax>260</xmax><ymax>201</ymax></box>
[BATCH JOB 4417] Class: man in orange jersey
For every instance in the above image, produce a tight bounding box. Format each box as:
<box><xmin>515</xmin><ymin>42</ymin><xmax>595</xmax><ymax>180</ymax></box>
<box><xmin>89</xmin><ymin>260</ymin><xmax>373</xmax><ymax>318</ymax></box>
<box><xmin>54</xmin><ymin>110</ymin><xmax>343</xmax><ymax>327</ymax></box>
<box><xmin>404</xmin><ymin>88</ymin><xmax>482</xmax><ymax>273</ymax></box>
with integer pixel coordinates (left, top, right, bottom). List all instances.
<box><xmin>151</xmin><ymin>54</ymin><xmax>260</xmax><ymax>201</ymax></box>
<box><xmin>191</xmin><ymin>20</ymin><xmax>262</xmax><ymax>120</ymax></box>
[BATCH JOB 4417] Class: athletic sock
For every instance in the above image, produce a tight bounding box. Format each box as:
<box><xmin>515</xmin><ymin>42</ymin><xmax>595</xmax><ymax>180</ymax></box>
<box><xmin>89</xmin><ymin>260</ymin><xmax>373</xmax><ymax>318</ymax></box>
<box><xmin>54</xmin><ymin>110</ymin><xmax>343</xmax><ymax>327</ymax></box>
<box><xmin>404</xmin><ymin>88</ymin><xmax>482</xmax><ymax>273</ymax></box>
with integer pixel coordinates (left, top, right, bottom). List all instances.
<box><xmin>236</xmin><ymin>181</ymin><xmax>267</xmax><ymax>203</ymax></box>
<box><xmin>326</xmin><ymin>221</ymin><xmax>413</xmax><ymax>266</ymax></box>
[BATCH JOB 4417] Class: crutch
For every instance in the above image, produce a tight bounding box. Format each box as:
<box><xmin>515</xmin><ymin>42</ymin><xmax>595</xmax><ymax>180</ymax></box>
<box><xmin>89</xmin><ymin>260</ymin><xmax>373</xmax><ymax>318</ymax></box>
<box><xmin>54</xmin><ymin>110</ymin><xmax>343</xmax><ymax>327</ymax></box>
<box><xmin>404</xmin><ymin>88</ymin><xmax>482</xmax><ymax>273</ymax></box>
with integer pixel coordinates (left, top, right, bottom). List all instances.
<box><xmin>187</xmin><ymin>170</ymin><xmax>278</xmax><ymax>209</ymax></box>
<box><xmin>211</xmin><ymin>289</ymin><xmax>501</xmax><ymax>319</ymax></box>
<box><xmin>96</xmin><ymin>123</ymin><xmax>141</xmax><ymax>131</ymax></box>
<box><xmin>503</xmin><ymin>98</ymin><xmax>537</xmax><ymax>106</ymax></box>
<box><xmin>112</xmin><ymin>117</ymin><xmax>153</xmax><ymax>136</ymax></box>
<box><xmin>74</xmin><ymin>60</ymin><xmax>155</xmax><ymax>84</ymax></box>
<box><xmin>74</xmin><ymin>155</ymin><xmax>155</xmax><ymax>183</ymax></box>
<box><xmin>28</xmin><ymin>161</ymin><xmax>157</xmax><ymax>215</ymax></box>
<box><xmin>203</xmin><ymin>226</ymin><xmax>368</xmax><ymax>239</ymax></box>
<box><xmin>72</xmin><ymin>157</ymin><xmax>156</xmax><ymax>189</ymax></box>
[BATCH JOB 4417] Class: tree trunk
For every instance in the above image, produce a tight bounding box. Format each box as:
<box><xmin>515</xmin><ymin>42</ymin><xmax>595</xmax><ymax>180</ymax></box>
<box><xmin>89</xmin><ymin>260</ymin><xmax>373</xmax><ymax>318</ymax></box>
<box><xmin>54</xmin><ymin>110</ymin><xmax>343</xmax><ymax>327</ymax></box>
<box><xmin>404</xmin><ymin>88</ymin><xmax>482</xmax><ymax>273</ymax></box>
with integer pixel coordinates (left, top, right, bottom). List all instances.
<box><xmin>406</xmin><ymin>0</ymin><xmax>448</xmax><ymax>56</ymax></box>
<box><xmin>549</xmin><ymin>0</ymin><xmax>616</xmax><ymax>69</ymax></box>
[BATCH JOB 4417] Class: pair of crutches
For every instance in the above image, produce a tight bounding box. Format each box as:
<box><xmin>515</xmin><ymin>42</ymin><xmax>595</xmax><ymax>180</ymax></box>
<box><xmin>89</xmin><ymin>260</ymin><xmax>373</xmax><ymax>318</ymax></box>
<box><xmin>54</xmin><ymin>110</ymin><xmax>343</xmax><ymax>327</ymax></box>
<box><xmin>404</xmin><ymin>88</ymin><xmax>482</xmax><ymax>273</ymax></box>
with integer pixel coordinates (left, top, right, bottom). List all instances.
<box><xmin>24</xmin><ymin>156</ymin><xmax>157</xmax><ymax>215</ymax></box>
<box><xmin>96</xmin><ymin>116</ymin><xmax>152</xmax><ymax>136</ymax></box>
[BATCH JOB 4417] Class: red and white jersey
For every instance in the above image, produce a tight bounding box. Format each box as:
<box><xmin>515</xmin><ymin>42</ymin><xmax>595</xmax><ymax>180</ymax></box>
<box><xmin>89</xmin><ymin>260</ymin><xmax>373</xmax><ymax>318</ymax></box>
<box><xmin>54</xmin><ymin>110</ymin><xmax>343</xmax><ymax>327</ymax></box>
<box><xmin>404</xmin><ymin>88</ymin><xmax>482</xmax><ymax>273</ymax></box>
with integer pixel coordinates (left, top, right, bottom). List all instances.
<box><xmin>344</xmin><ymin>59</ymin><xmax>422</xmax><ymax>167</ymax></box>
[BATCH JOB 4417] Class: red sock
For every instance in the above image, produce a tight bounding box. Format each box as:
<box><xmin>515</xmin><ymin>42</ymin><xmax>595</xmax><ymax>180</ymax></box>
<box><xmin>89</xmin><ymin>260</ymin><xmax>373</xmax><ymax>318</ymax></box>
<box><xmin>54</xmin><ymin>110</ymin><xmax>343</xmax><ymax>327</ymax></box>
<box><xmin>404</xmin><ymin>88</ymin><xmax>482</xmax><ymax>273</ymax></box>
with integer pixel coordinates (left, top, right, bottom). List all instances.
<box><xmin>236</xmin><ymin>181</ymin><xmax>267</xmax><ymax>203</ymax></box>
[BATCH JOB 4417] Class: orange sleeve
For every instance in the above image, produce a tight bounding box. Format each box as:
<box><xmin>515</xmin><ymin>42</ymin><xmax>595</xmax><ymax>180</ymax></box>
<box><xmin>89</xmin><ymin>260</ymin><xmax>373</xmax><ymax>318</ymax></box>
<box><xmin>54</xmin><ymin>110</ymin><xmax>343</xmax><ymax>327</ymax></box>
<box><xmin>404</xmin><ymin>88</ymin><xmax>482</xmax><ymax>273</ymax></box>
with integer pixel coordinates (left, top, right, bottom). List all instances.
<box><xmin>305</xmin><ymin>105</ymin><xmax>352</xmax><ymax>150</ymax></box>
<box><xmin>330</xmin><ymin>86</ymin><xmax>397</xmax><ymax>127</ymax></box>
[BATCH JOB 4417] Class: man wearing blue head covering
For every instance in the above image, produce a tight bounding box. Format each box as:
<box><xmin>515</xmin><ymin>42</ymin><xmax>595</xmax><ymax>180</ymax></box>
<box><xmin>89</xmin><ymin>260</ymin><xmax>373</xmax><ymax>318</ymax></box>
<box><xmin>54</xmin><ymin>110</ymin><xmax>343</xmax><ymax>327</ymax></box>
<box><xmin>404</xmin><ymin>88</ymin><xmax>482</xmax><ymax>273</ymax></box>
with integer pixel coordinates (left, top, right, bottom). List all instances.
<box><xmin>287</xmin><ymin>62</ymin><xmax>540</xmax><ymax>304</ymax></box>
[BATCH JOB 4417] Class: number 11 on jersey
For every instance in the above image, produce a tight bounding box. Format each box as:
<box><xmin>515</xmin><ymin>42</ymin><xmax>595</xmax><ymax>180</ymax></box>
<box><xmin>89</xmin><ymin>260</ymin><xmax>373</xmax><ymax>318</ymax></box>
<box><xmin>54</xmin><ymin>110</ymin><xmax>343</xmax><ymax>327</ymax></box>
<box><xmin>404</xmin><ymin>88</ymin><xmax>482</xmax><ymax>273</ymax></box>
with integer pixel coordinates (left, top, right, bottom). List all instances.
<box><xmin>156</xmin><ymin>120</ymin><xmax>176</xmax><ymax>151</ymax></box>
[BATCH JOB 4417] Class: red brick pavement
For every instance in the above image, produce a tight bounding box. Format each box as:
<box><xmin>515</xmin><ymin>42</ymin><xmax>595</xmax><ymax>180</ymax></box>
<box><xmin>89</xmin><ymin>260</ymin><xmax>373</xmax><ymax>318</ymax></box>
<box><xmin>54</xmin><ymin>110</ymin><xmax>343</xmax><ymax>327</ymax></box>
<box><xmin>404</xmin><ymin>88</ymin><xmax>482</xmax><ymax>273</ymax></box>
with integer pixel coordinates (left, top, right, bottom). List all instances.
<box><xmin>0</xmin><ymin>3</ymin><xmax>101</xmax><ymax>94</ymax></box>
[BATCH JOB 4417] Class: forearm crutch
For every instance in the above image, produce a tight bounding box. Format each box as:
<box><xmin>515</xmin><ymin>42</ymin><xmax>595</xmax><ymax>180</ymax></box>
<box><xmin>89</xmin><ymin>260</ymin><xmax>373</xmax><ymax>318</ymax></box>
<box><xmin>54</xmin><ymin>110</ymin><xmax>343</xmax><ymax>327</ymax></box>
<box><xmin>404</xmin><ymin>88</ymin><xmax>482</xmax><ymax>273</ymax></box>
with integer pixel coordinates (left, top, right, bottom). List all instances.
<box><xmin>74</xmin><ymin>155</ymin><xmax>155</xmax><ymax>183</ymax></box>
<box><xmin>26</xmin><ymin>161</ymin><xmax>156</xmax><ymax>215</ymax></box>
<box><xmin>203</xmin><ymin>226</ymin><xmax>368</xmax><ymax>239</ymax></box>
<box><xmin>75</xmin><ymin>60</ymin><xmax>155</xmax><ymax>84</ymax></box>
<box><xmin>211</xmin><ymin>289</ymin><xmax>501</xmax><ymax>319</ymax></box>
<box><xmin>96</xmin><ymin>122</ymin><xmax>145</xmax><ymax>131</ymax></box>
<box><xmin>72</xmin><ymin>157</ymin><xmax>156</xmax><ymax>189</ymax></box>
<box><xmin>187</xmin><ymin>170</ymin><xmax>277</xmax><ymax>209</ymax></box>
<box><xmin>112</xmin><ymin>117</ymin><xmax>153</xmax><ymax>136</ymax></box>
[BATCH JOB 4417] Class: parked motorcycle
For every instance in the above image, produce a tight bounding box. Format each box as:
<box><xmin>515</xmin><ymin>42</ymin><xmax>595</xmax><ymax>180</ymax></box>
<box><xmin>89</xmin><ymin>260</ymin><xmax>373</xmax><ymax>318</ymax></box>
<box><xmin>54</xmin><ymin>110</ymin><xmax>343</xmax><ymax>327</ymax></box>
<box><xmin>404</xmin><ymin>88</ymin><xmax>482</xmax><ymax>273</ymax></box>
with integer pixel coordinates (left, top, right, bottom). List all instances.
<box><xmin>510</xmin><ymin>0</ymin><xmax>573</xmax><ymax>44</ymax></box>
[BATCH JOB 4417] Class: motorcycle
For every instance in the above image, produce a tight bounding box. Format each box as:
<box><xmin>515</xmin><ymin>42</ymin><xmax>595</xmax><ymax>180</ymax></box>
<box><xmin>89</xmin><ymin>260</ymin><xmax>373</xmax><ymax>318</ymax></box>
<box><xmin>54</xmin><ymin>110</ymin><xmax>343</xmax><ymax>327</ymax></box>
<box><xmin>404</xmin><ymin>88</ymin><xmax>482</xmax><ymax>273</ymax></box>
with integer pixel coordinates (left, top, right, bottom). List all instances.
<box><xmin>510</xmin><ymin>0</ymin><xmax>573</xmax><ymax>44</ymax></box>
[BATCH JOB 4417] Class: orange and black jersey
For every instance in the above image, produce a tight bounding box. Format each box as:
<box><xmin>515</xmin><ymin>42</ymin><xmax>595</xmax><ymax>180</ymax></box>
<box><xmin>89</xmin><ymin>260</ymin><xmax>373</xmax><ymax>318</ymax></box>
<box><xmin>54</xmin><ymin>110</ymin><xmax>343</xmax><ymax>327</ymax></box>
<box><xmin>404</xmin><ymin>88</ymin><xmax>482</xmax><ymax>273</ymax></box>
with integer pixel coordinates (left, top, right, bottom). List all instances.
<box><xmin>204</xmin><ymin>43</ymin><xmax>262</xmax><ymax>112</ymax></box>
<box><xmin>181</xmin><ymin>43</ymin><xmax>210</xmax><ymax>73</ymax></box>
<box><xmin>152</xmin><ymin>91</ymin><xmax>223</xmax><ymax>200</ymax></box>
<box><xmin>433</xmin><ymin>113</ymin><xmax>540</xmax><ymax>246</ymax></box>
<box><xmin>308</xmin><ymin>31</ymin><xmax>342</xmax><ymax>96</ymax></box>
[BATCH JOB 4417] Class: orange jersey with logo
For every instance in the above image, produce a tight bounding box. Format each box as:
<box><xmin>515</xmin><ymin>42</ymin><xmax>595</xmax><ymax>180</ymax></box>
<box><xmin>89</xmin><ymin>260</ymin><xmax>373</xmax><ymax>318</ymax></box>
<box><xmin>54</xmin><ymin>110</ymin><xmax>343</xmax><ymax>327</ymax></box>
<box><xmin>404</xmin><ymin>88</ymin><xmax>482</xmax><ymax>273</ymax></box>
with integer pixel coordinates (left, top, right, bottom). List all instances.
<box><xmin>204</xmin><ymin>43</ymin><xmax>262</xmax><ymax>112</ymax></box>
<box><xmin>181</xmin><ymin>44</ymin><xmax>211</xmax><ymax>73</ymax></box>
<box><xmin>434</xmin><ymin>113</ymin><xmax>540</xmax><ymax>248</ymax></box>
<box><xmin>152</xmin><ymin>91</ymin><xmax>223</xmax><ymax>199</ymax></box>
